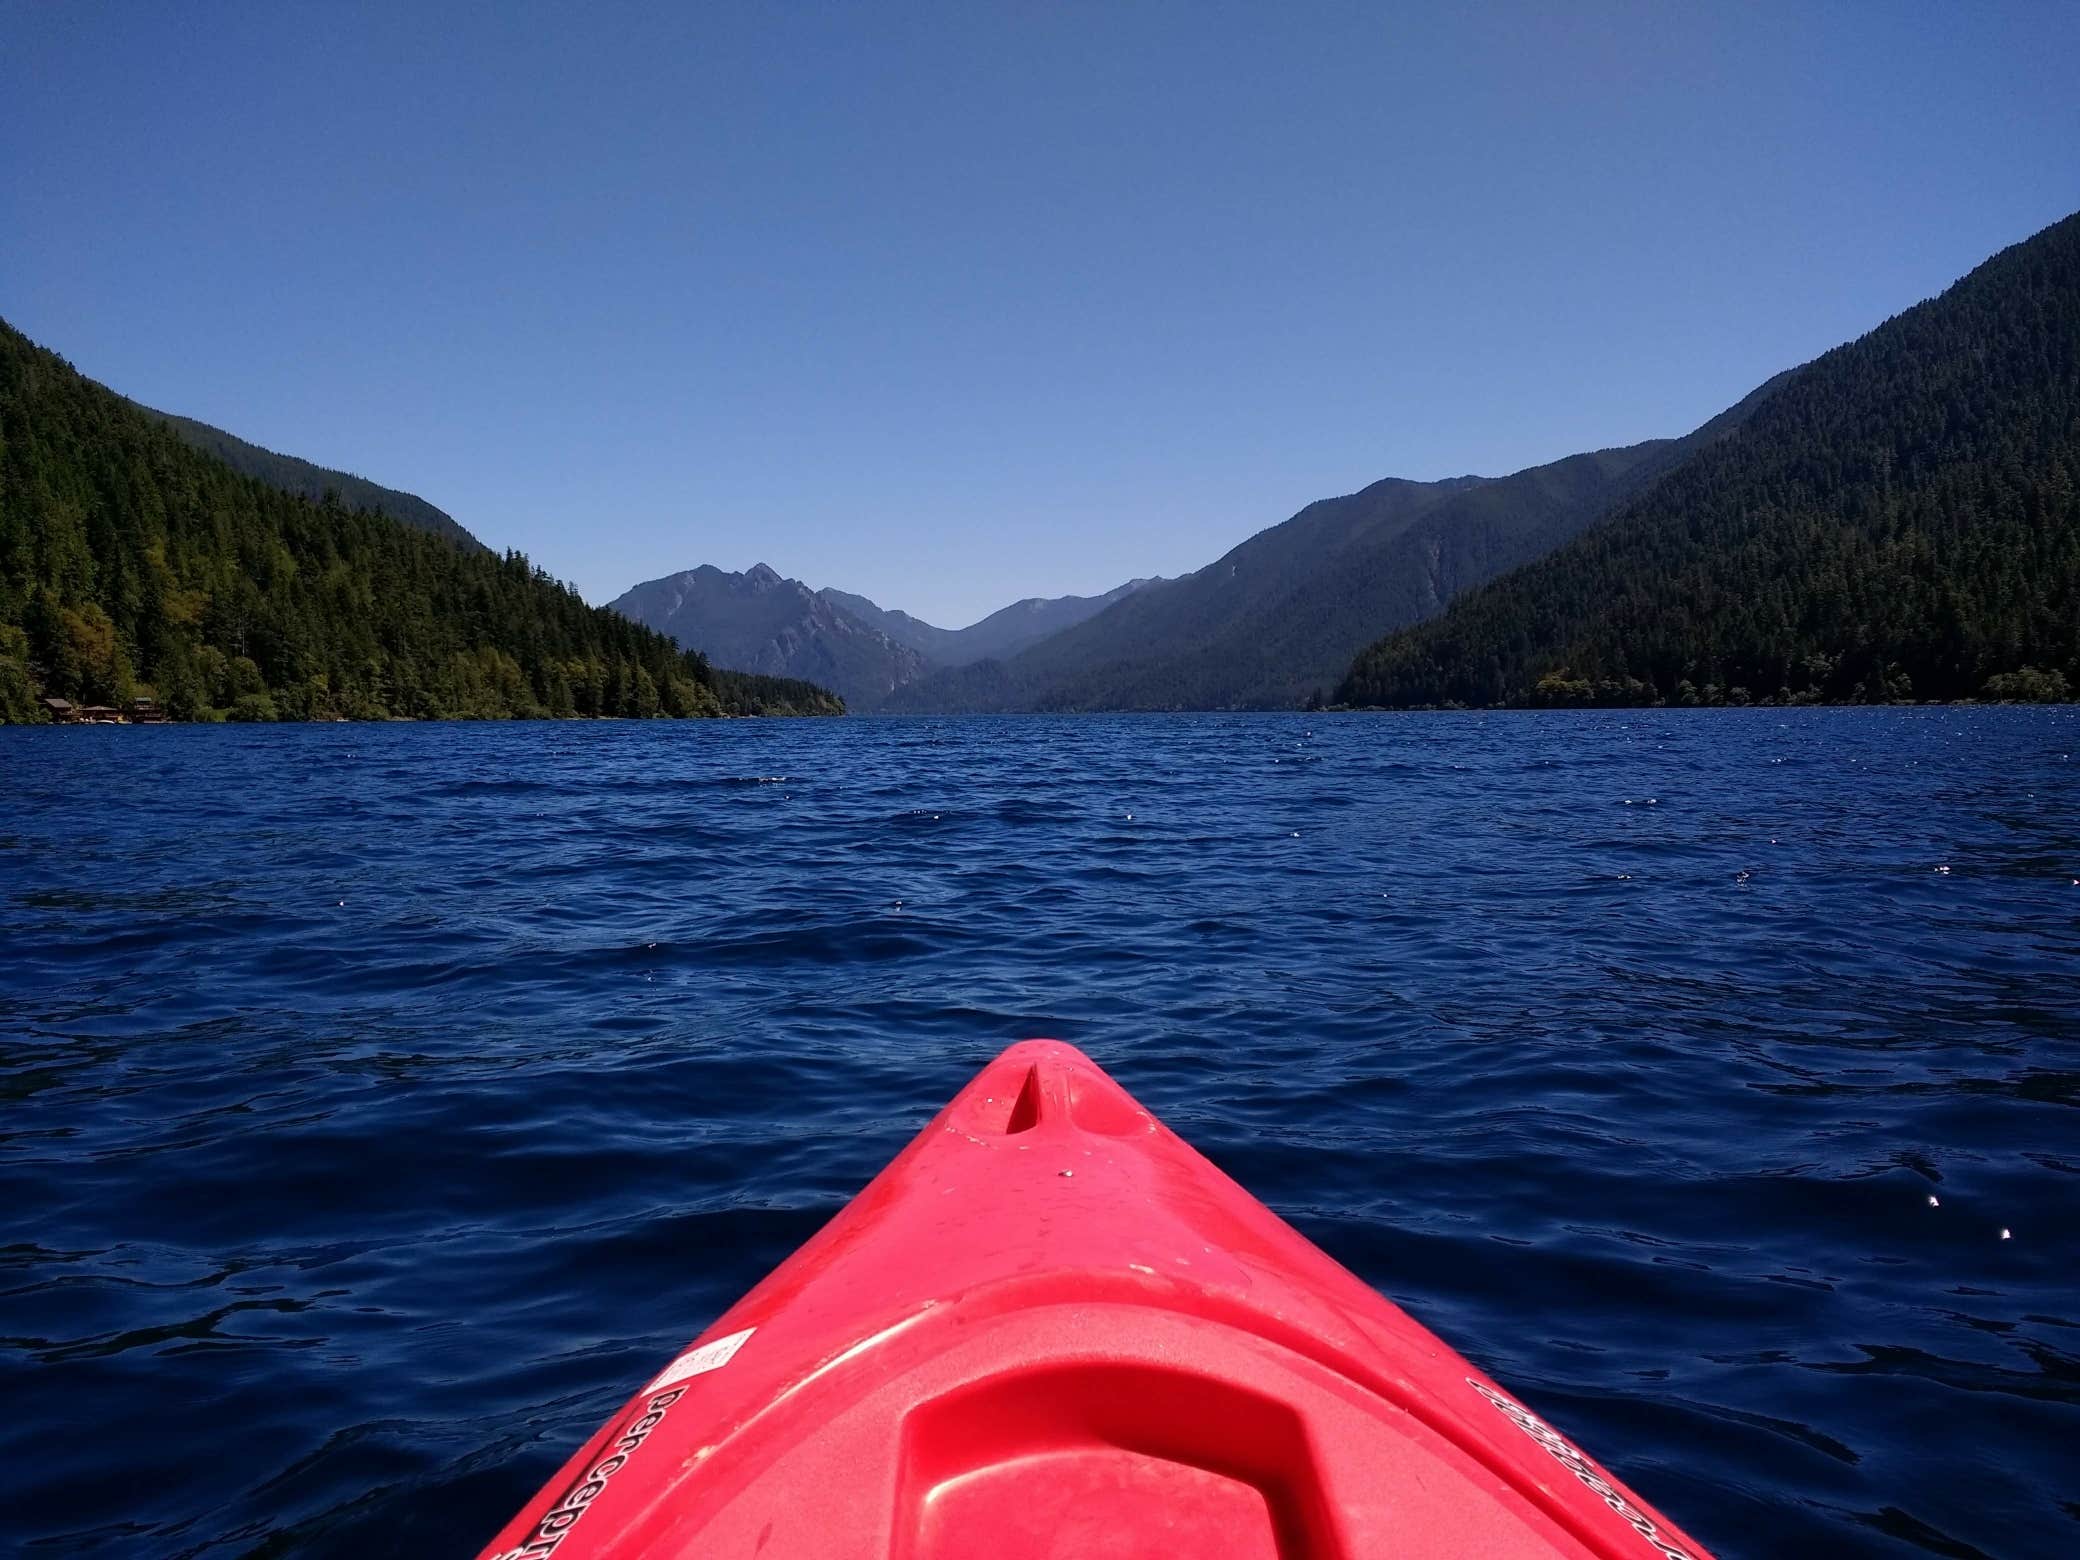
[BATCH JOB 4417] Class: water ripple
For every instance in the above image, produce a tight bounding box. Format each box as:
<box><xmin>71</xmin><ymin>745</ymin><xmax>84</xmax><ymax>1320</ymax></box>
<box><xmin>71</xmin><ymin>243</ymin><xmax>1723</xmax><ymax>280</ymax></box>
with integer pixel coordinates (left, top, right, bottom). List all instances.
<box><xmin>2</xmin><ymin>709</ymin><xmax>2077</xmax><ymax>1557</ymax></box>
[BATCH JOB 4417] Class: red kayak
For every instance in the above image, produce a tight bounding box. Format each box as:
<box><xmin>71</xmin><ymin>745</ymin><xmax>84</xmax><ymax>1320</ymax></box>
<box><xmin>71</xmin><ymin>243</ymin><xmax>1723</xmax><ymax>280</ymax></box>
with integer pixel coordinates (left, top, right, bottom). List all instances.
<box><xmin>481</xmin><ymin>1040</ymin><xmax>1711</xmax><ymax>1559</ymax></box>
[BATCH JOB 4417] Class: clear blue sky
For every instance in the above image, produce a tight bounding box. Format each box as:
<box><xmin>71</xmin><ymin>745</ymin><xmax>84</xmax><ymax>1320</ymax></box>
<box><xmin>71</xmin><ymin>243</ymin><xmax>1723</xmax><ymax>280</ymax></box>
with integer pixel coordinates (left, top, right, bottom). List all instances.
<box><xmin>4</xmin><ymin>3</ymin><xmax>2076</xmax><ymax>627</ymax></box>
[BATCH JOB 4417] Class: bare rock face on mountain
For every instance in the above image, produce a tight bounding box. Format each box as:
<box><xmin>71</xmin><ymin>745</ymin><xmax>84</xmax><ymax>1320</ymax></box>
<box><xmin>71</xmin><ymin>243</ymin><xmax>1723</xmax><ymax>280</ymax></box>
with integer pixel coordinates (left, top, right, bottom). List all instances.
<box><xmin>609</xmin><ymin>564</ymin><xmax>927</xmax><ymax>708</ymax></box>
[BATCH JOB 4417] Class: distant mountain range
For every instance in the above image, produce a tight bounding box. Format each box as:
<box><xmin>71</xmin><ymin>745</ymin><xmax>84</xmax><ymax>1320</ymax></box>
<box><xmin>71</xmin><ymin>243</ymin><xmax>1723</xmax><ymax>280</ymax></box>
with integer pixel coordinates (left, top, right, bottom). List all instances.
<box><xmin>617</xmin><ymin>370</ymin><xmax>1790</xmax><ymax>719</ymax></box>
<box><xmin>625</xmin><ymin>213</ymin><xmax>2077</xmax><ymax>715</ymax></box>
<box><xmin>614</xmin><ymin>441</ymin><xmax>1782</xmax><ymax>713</ymax></box>
<box><xmin>18</xmin><ymin>206</ymin><xmax>2062</xmax><ymax>726</ymax></box>
<box><xmin>608</xmin><ymin>566</ymin><xmax>1159</xmax><ymax>709</ymax></box>
<box><xmin>879</xmin><ymin>380</ymin><xmax>1784</xmax><ymax>712</ymax></box>
<box><xmin>609</xmin><ymin>564</ymin><xmax>928</xmax><ymax>709</ymax></box>
<box><xmin>821</xmin><ymin>580</ymin><xmax>1154</xmax><ymax>669</ymax></box>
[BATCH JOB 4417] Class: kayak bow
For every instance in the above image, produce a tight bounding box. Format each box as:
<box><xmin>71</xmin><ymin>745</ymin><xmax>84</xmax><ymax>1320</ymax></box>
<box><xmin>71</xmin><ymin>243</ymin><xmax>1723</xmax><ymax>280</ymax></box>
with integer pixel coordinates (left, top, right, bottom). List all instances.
<box><xmin>481</xmin><ymin>1040</ymin><xmax>1711</xmax><ymax>1559</ymax></box>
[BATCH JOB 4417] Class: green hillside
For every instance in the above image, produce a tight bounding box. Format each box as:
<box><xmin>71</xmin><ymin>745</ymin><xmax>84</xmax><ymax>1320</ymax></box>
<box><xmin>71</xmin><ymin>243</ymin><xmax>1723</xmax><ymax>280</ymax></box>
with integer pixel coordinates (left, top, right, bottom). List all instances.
<box><xmin>886</xmin><ymin>382</ymin><xmax>1778</xmax><ymax>714</ymax></box>
<box><xmin>134</xmin><ymin>402</ymin><xmax>488</xmax><ymax>553</ymax></box>
<box><xmin>1340</xmin><ymin>212</ymin><xmax>2080</xmax><ymax>709</ymax></box>
<box><xmin>0</xmin><ymin>321</ymin><xmax>841</xmax><ymax>723</ymax></box>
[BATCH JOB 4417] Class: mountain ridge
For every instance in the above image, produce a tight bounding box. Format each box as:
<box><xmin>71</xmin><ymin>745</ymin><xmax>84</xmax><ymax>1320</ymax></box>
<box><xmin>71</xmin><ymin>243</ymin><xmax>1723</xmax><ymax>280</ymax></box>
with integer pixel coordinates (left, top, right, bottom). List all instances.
<box><xmin>131</xmin><ymin>402</ymin><xmax>488</xmax><ymax>553</ymax></box>
<box><xmin>608</xmin><ymin>564</ymin><xmax>927</xmax><ymax>709</ymax></box>
<box><xmin>1338</xmin><ymin>210</ymin><xmax>2080</xmax><ymax>708</ymax></box>
<box><xmin>819</xmin><ymin>578</ymin><xmax>1158</xmax><ymax>668</ymax></box>
<box><xmin>0</xmin><ymin>322</ymin><xmax>841</xmax><ymax>722</ymax></box>
<box><xmin>881</xmin><ymin>380</ymin><xmax>1787</xmax><ymax>713</ymax></box>
<box><xmin>609</xmin><ymin>564</ymin><xmax>1162</xmax><ymax>708</ymax></box>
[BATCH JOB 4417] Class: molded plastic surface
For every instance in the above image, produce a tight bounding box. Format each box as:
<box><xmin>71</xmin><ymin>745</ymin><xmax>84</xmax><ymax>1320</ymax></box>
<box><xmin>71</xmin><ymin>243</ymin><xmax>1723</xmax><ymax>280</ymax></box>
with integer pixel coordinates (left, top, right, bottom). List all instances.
<box><xmin>480</xmin><ymin>1042</ymin><xmax>1712</xmax><ymax>1560</ymax></box>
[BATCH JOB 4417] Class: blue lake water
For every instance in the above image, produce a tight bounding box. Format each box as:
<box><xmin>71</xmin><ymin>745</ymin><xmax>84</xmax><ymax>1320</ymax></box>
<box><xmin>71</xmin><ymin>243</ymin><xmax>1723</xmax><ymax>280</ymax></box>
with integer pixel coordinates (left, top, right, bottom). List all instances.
<box><xmin>3</xmin><ymin>710</ymin><xmax>2077</xmax><ymax>1558</ymax></box>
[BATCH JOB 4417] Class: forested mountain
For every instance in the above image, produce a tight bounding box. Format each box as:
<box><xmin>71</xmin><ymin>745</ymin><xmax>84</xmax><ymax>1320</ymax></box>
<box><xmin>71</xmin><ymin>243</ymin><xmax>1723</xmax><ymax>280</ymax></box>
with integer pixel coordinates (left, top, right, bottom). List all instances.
<box><xmin>882</xmin><ymin>384</ymin><xmax>1782</xmax><ymax>713</ymax></box>
<box><xmin>133</xmin><ymin>403</ymin><xmax>488</xmax><ymax>552</ymax></box>
<box><xmin>0</xmin><ymin>321</ymin><xmax>841</xmax><ymax>722</ymax></box>
<box><xmin>610</xmin><ymin>563</ymin><xmax>927</xmax><ymax>709</ymax></box>
<box><xmin>821</xmin><ymin>578</ymin><xmax>1158</xmax><ymax>668</ymax></box>
<box><xmin>1339</xmin><ymin>211</ymin><xmax>2080</xmax><ymax>709</ymax></box>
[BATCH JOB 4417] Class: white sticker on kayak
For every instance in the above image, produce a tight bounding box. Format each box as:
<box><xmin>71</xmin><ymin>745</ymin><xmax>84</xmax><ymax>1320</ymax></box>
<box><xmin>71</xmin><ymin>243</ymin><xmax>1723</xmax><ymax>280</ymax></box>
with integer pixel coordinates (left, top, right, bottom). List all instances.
<box><xmin>648</xmin><ymin>1326</ymin><xmax>755</xmax><ymax>1391</ymax></box>
<box><xmin>1467</xmin><ymin>1378</ymin><xmax>1696</xmax><ymax>1560</ymax></box>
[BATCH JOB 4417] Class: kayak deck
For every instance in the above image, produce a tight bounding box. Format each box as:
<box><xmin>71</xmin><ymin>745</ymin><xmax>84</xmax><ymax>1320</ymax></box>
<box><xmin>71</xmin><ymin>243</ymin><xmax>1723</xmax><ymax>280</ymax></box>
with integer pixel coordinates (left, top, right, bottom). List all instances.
<box><xmin>481</xmin><ymin>1040</ymin><xmax>1709</xmax><ymax>1560</ymax></box>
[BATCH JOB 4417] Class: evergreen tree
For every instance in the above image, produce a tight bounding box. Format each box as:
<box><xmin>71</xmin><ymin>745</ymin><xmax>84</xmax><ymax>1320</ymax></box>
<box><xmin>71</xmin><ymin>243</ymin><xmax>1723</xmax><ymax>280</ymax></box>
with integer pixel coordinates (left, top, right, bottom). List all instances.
<box><xmin>1339</xmin><ymin>211</ymin><xmax>2080</xmax><ymax>709</ymax></box>
<box><xmin>0</xmin><ymin>320</ymin><xmax>844</xmax><ymax>723</ymax></box>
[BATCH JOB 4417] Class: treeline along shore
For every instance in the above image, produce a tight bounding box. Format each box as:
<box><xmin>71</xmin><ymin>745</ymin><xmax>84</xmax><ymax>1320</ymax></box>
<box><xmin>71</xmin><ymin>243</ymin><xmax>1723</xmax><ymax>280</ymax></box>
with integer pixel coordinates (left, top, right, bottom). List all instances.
<box><xmin>7</xmin><ymin>211</ymin><xmax>2078</xmax><ymax>726</ymax></box>
<box><xmin>0</xmin><ymin>321</ymin><xmax>842</xmax><ymax>724</ymax></box>
<box><xmin>1336</xmin><ymin>213</ymin><xmax>2080</xmax><ymax>711</ymax></box>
